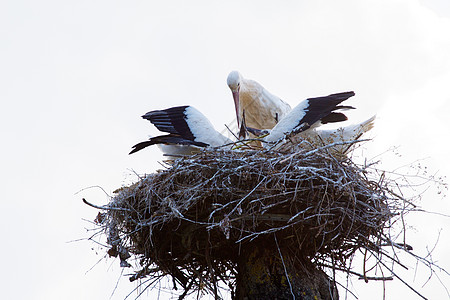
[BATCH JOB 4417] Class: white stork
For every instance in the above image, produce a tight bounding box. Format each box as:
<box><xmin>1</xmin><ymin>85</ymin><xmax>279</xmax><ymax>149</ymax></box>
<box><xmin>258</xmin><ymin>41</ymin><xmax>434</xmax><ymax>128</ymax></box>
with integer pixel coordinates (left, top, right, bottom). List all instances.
<box><xmin>245</xmin><ymin>91</ymin><xmax>375</xmax><ymax>155</ymax></box>
<box><xmin>130</xmin><ymin>106</ymin><xmax>232</xmax><ymax>158</ymax></box>
<box><xmin>227</xmin><ymin>71</ymin><xmax>291</xmax><ymax>136</ymax></box>
<box><xmin>262</xmin><ymin>91</ymin><xmax>356</xmax><ymax>142</ymax></box>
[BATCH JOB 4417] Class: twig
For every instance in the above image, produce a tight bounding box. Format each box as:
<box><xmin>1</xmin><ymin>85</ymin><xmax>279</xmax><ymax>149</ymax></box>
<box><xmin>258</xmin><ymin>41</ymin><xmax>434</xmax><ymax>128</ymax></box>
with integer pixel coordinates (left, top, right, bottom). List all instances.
<box><xmin>275</xmin><ymin>234</ymin><xmax>295</xmax><ymax>300</ymax></box>
<box><xmin>82</xmin><ymin>198</ymin><xmax>132</xmax><ymax>212</ymax></box>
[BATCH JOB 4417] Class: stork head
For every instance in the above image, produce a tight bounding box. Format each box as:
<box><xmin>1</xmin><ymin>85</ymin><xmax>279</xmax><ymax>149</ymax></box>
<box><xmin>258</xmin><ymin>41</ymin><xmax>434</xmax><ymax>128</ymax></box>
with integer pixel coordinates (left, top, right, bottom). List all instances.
<box><xmin>227</xmin><ymin>70</ymin><xmax>241</xmax><ymax>91</ymax></box>
<box><xmin>227</xmin><ymin>70</ymin><xmax>242</xmax><ymax>127</ymax></box>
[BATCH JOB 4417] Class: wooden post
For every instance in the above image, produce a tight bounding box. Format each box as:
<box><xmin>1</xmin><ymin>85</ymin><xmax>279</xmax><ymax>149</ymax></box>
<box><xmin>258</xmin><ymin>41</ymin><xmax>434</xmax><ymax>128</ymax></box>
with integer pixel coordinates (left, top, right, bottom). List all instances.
<box><xmin>234</xmin><ymin>243</ymin><xmax>338</xmax><ymax>300</ymax></box>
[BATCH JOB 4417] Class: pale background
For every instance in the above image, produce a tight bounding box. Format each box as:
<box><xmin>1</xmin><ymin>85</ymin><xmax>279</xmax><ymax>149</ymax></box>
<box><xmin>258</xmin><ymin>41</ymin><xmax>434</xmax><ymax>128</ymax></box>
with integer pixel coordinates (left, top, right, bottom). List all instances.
<box><xmin>1</xmin><ymin>0</ymin><xmax>449</xmax><ymax>299</ymax></box>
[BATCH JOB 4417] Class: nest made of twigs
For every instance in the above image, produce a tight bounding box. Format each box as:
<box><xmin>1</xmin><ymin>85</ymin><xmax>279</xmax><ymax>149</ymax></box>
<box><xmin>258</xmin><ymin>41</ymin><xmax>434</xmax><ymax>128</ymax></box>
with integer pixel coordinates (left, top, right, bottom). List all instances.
<box><xmin>92</xmin><ymin>143</ymin><xmax>397</xmax><ymax>296</ymax></box>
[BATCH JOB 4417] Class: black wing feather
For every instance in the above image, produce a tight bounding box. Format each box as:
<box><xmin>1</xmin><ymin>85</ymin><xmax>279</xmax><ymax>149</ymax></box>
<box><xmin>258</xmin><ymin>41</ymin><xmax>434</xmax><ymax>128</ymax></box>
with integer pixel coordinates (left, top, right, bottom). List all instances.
<box><xmin>298</xmin><ymin>91</ymin><xmax>355</xmax><ymax>129</ymax></box>
<box><xmin>129</xmin><ymin>134</ymin><xmax>208</xmax><ymax>155</ymax></box>
<box><xmin>320</xmin><ymin>112</ymin><xmax>348</xmax><ymax>124</ymax></box>
<box><xmin>141</xmin><ymin>106</ymin><xmax>196</xmax><ymax>141</ymax></box>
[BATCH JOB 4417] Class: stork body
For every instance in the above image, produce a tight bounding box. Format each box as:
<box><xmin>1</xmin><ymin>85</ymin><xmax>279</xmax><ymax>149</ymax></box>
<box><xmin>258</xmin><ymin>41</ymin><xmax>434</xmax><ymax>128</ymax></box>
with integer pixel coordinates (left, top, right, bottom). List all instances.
<box><xmin>130</xmin><ymin>106</ymin><xmax>232</xmax><ymax>159</ymax></box>
<box><xmin>263</xmin><ymin>91</ymin><xmax>356</xmax><ymax>143</ymax></box>
<box><xmin>227</xmin><ymin>71</ymin><xmax>291</xmax><ymax>133</ymax></box>
<box><xmin>244</xmin><ymin>90</ymin><xmax>374</xmax><ymax>157</ymax></box>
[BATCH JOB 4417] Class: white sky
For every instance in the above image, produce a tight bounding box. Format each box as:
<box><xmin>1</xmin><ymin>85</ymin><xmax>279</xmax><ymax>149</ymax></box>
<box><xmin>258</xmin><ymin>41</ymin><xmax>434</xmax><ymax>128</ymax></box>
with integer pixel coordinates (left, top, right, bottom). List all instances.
<box><xmin>1</xmin><ymin>0</ymin><xmax>450</xmax><ymax>299</ymax></box>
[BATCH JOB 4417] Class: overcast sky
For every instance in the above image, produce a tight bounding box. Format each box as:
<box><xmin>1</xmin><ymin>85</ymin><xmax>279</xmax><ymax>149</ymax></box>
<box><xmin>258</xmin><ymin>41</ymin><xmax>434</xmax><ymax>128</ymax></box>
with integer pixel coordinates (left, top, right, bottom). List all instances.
<box><xmin>1</xmin><ymin>0</ymin><xmax>450</xmax><ymax>299</ymax></box>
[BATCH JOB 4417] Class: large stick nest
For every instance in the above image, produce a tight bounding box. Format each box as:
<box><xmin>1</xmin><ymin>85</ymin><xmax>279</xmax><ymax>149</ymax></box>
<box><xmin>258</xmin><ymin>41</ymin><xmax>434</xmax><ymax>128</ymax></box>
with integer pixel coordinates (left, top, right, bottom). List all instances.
<box><xmin>95</xmin><ymin>145</ymin><xmax>396</xmax><ymax>296</ymax></box>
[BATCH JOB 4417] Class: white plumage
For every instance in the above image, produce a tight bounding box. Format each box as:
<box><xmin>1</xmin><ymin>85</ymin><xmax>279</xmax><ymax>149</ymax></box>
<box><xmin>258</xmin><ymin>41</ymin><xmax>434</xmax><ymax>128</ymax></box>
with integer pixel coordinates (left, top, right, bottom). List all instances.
<box><xmin>303</xmin><ymin>115</ymin><xmax>376</xmax><ymax>157</ymax></box>
<box><xmin>182</xmin><ymin>107</ymin><xmax>232</xmax><ymax>147</ymax></box>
